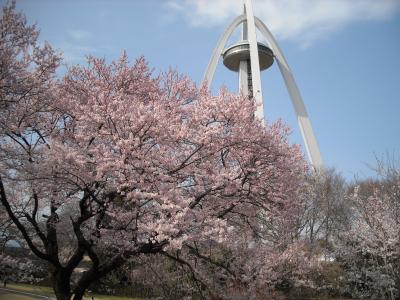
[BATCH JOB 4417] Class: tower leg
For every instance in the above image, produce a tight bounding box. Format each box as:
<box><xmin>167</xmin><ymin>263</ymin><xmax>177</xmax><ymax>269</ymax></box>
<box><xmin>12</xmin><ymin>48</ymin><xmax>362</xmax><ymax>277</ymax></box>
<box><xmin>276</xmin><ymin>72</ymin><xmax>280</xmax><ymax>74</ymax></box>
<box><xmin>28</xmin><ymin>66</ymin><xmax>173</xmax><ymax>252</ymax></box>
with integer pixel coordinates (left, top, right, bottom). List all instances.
<box><xmin>244</xmin><ymin>0</ymin><xmax>264</xmax><ymax>121</ymax></box>
<box><xmin>255</xmin><ymin>17</ymin><xmax>324</xmax><ymax>168</ymax></box>
<box><xmin>239</xmin><ymin>60</ymin><xmax>249</xmax><ymax>95</ymax></box>
<box><xmin>239</xmin><ymin>16</ymin><xmax>249</xmax><ymax>96</ymax></box>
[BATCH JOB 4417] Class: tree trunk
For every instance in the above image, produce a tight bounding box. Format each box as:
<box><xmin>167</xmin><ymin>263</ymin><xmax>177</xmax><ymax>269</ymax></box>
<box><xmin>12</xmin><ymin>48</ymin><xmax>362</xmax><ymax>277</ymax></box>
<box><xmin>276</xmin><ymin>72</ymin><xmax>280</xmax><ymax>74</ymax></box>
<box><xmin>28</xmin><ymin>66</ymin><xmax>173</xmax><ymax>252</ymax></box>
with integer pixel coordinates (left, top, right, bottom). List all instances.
<box><xmin>71</xmin><ymin>267</ymin><xmax>108</xmax><ymax>300</ymax></box>
<box><xmin>71</xmin><ymin>274</ymin><xmax>94</xmax><ymax>300</ymax></box>
<box><xmin>72</xmin><ymin>287</ymin><xmax>86</xmax><ymax>300</ymax></box>
<box><xmin>53</xmin><ymin>269</ymin><xmax>72</xmax><ymax>300</ymax></box>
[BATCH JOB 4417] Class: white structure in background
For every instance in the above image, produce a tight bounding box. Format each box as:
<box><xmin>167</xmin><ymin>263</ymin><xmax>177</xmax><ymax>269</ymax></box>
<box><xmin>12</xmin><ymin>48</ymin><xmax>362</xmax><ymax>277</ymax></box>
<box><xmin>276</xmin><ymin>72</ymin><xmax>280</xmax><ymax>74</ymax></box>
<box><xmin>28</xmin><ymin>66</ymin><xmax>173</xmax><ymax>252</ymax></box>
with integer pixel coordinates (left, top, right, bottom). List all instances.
<box><xmin>203</xmin><ymin>0</ymin><xmax>323</xmax><ymax>168</ymax></box>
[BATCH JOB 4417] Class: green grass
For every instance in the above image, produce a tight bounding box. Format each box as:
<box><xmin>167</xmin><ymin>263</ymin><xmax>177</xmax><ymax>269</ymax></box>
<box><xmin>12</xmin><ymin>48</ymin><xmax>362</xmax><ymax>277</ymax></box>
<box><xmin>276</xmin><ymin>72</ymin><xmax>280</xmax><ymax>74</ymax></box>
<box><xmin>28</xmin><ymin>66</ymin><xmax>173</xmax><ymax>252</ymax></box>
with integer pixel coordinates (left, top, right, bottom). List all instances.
<box><xmin>4</xmin><ymin>284</ymin><xmax>354</xmax><ymax>300</ymax></box>
<box><xmin>88</xmin><ymin>296</ymin><xmax>142</xmax><ymax>300</ymax></box>
<box><xmin>0</xmin><ymin>291</ymin><xmax>38</xmax><ymax>300</ymax></box>
<box><xmin>6</xmin><ymin>283</ymin><xmax>52</xmax><ymax>297</ymax></box>
<box><xmin>4</xmin><ymin>283</ymin><xmax>143</xmax><ymax>300</ymax></box>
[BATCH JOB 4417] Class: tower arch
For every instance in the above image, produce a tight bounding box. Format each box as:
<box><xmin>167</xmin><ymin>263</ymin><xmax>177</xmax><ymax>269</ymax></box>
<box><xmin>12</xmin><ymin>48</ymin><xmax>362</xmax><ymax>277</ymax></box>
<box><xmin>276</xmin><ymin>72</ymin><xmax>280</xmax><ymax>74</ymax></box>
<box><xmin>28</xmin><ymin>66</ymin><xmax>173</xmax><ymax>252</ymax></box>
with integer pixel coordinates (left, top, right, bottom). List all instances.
<box><xmin>202</xmin><ymin>1</ymin><xmax>323</xmax><ymax>168</ymax></box>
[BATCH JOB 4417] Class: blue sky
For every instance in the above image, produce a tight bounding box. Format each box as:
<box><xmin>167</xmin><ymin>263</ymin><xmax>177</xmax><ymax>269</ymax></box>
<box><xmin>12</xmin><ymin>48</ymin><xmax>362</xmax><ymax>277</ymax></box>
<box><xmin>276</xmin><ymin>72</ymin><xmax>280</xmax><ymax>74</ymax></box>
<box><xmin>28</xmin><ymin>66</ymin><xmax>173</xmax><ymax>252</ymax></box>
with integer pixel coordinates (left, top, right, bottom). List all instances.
<box><xmin>6</xmin><ymin>0</ymin><xmax>400</xmax><ymax>180</ymax></box>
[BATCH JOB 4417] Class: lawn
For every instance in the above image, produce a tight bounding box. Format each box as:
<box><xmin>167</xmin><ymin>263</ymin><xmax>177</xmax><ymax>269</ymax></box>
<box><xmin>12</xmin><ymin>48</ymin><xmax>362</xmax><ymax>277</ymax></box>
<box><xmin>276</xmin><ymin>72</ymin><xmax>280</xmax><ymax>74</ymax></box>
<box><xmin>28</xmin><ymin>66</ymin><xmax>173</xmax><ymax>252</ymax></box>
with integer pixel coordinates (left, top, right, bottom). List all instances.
<box><xmin>3</xmin><ymin>284</ymin><xmax>143</xmax><ymax>300</ymax></box>
<box><xmin>6</xmin><ymin>283</ymin><xmax>53</xmax><ymax>297</ymax></box>
<box><xmin>0</xmin><ymin>290</ymin><xmax>40</xmax><ymax>300</ymax></box>
<box><xmin>3</xmin><ymin>284</ymin><xmax>355</xmax><ymax>300</ymax></box>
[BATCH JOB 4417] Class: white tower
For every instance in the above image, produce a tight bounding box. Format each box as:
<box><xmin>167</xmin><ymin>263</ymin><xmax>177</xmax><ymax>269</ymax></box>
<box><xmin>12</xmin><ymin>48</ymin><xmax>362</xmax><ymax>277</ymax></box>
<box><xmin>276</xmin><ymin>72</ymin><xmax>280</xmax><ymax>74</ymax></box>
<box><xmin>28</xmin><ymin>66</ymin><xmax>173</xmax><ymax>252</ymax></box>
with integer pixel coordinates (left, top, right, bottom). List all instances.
<box><xmin>203</xmin><ymin>0</ymin><xmax>323</xmax><ymax>168</ymax></box>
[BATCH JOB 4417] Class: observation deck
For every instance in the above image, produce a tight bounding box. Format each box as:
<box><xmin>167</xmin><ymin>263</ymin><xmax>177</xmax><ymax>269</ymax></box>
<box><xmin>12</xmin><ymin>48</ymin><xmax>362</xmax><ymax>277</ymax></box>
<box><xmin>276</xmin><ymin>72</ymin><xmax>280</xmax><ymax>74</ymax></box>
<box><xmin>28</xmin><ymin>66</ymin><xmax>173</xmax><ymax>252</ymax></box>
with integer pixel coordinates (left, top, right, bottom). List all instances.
<box><xmin>222</xmin><ymin>41</ymin><xmax>274</xmax><ymax>72</ymax></box>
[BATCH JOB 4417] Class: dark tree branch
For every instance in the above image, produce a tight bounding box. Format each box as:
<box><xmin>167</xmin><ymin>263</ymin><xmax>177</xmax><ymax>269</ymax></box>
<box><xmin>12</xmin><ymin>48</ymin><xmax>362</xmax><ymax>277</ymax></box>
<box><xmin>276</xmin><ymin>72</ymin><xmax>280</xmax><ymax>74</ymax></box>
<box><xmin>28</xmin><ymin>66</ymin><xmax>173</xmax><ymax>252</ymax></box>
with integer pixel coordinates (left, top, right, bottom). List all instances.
<box><xmin>0</xmin><ymin>175</ymin><xmax>53</xmax><ymax>263</ymax></box>
<box><xmin>160</xmin><ymin>250</ymin><xmax>208</xmax><ymax>300</ymax></box>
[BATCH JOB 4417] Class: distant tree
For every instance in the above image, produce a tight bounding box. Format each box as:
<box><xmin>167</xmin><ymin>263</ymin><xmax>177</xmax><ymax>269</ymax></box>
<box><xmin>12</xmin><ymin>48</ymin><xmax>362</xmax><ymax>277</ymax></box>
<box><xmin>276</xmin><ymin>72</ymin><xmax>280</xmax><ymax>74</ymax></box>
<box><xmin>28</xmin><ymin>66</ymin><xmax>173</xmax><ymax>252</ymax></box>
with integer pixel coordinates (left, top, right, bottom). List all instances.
<box><xmin>0</xmin><ymin>207</ymin><xmax>13</xmax><ymax>249</ymax></box>
<box><xmin>301</xmin><ymin>168</ymin><xmax>350</xmax><ymax>249</ymax></box>
<box><xmin>0</xmin><ymin>2</ymin><xmax>308</xmax><ymax>300</ymax></box>
<box><xmin>335</xmin><ymin>164</ymin><xmax>400</xmax><ymax>299</ymax></box>
<box><xmin>0</xmin><ymin>253</ymin><xmax>45</xmax><ymax>284</ymax></box>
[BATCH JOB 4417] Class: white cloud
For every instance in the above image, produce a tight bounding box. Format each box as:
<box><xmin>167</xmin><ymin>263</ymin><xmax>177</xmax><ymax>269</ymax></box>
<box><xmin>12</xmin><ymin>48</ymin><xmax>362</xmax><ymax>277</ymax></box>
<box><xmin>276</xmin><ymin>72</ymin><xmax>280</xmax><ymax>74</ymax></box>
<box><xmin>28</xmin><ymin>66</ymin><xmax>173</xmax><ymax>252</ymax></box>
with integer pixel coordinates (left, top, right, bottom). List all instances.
<box><xmin>62</xmin><ymin>30</ymin><xmax>95</xmax><ymax>63</ymax></box>
<box><xmin>68</xmin><ymin>29</ymin><xmax>92</xmax><ymax>41</ymax></box>
<box><xmin>166</xmin><ymin>0</ymin><xmax>400</xmax><ymax>46</ymax></box>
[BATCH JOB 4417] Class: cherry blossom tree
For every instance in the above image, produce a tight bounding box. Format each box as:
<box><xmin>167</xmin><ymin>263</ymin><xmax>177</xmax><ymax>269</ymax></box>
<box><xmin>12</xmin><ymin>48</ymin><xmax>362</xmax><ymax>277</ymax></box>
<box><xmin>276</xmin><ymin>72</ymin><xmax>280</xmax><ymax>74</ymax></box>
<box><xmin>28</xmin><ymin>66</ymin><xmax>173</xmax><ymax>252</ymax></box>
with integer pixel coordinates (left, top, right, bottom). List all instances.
<box><xmin>335</xmin><ymin>171</ymin><xmax>400</xmax><ymax>299</ymax></box>
<box><xmin>0</xmin><ymin>253</ymin><xmax>46</xmax><ymax>284</ymax></box>
<box><xmin>0</xmin><ymin>2</ymin><xmax>308</xmax><ymax>299</ymax></box>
